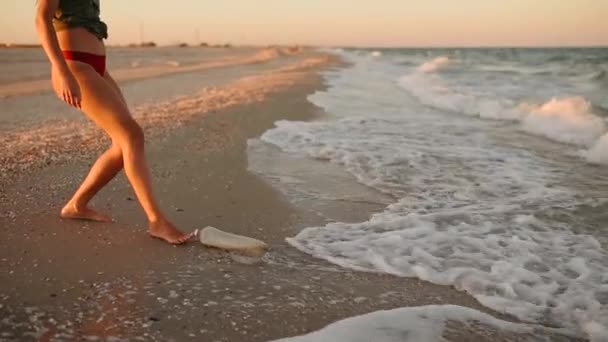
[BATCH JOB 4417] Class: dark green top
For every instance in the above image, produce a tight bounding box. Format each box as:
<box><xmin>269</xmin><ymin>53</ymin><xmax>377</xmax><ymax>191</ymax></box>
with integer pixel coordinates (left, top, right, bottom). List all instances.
<box><xmin>53</xmin><ymin>0</ymin><xmax>108</xmax><ymax>40</ymax></box>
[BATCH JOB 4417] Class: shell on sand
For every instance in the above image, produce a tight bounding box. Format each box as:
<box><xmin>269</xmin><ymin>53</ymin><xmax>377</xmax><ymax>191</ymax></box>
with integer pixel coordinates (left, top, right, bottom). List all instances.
<box><xmin>196</xmin><ymin>226</ymin><xmax>268</xmax><ymax>257</ymax></box>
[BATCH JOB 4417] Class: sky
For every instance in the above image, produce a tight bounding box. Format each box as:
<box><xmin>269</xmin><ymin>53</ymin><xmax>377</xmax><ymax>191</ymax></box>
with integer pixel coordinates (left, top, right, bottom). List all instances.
<box><xmin>1</xmin><ymin>0</ymin><xmax>607</xmax><ymax>47</ymax></box>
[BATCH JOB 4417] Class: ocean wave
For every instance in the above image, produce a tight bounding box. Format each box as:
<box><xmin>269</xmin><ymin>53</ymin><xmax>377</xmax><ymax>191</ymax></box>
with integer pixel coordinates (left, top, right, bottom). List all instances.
<box><xmin>521</xmin><ymin>97</ymin><xmax>606</xmax><ymax>147</ymax></box>
<box><xmin>399</xmin><ymin>57</ymin><xmax>608</xmax><ymax>164</ymax></box>
<box><xmin>476</xmin><ymin>65</ymin><xmax>528</xmax><ymax>75</ymax></box>
<box><xmin>272</xmin><ymin>305</ymin><xmax>580</xmax><ymax>342</ymax></box>
<box><xmin>418</xmin><ymin>56</ymin><xmax>450</xmax><ymax>73</ymax></box>
<box><xmin>557</xmin><ymin>64</ymin><xmax>607</xmax><ymax>79</ymax></box>
<box><xmin>477</xmin><ymin>63</ymin><xmax>607</xmax><ymax>82</ymax></box>
<box><xmin>545</xmin><ymin>54</ymin><xmax>570</xmax><ymax>63</ymax></box>
<box><xmin>398</xmin><ymin>71</ymin><xmax>523</xmax><ymax>121</ymax></box>
<box><xmin>585</xmin><ymin>69</ymin><xmax>606</xmax><ymax>82</ymax></box>
<box><xmin>395</xmin><ymin>59</ymin><xmax>419</xmax><ymax>67</ymax></box>
<box><xmin>477</xmin><ymin>64</ymin><xmax>557</xmax><ymax>76</ymax></box>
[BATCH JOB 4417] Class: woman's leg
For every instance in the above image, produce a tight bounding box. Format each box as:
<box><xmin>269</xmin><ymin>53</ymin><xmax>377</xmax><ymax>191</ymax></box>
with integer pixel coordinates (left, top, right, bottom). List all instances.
<box><xmin>61</xmin><ymin>143</ymin><xmax>122</xmax><ymax>222</ymax></box>
<box><xmin>67</xmin><ymin>62</ymin><xmax>192</xmax><ymax>244</ymax></box>
<box><xmin>61</xmin><ymin>72</ymin><xmax>127</xmax><ymax>222</ymax></box>
<box><xmin>104</xmin><ymin>71</ymin><xmax>128</xmax><ymax>106</ymax></box>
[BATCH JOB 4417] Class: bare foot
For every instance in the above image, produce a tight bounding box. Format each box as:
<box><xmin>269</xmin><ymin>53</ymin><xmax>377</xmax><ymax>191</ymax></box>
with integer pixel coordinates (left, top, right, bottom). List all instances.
<box><xmin>148</xmin><ymin>220</ymin><xmax>194</xmax><ymax>245</ymax></box>
<box><xmin>60</xmin><ymin>202</ymin><xmax>112</xmax><ymax>222</ymax></box>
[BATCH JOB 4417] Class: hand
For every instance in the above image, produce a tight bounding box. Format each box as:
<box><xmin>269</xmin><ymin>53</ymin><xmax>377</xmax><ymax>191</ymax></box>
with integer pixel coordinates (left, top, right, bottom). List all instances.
<box><xmin>54</xmin><ymin>68</ymin><xmax>82</xmax><ymax>109</ymax></box>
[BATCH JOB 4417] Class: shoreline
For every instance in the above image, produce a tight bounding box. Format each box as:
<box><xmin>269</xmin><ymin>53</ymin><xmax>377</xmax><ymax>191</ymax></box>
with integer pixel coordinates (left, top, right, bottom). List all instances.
<box><xmin>0</xmin><ymin>51</ymin><xmax>583</xmax><ymax>341</ymax></box>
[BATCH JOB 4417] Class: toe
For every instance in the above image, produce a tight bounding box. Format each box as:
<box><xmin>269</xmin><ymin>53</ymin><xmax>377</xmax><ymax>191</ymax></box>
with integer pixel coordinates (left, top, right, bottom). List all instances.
<box><xmin>147</xmin><ymin>221</ymin><xmax>192</xmax><ymax>245</ymax></box>
<box><xmin>175</xmin><ymin>236</ymin><xmax>189</xmax><ymax>245</ymax></box>
<box><xmin>60</xmin><ymin>206</ymin><xmax>112</xmax><ymax>223</ymax></box>
<box><xmin>175</xmin><ymin>232</ymin><xmax>194</xmax><ymax>245</ymax></box>
<box><xmin>87</xmin><ymin>209</ymin><xmax>111</xmax><ymax>222</ymax></box>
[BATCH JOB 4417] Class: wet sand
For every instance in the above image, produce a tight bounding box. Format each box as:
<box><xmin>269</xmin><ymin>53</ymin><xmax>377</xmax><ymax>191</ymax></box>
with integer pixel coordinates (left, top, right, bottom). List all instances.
<box><xmin>0</xmin><ymin>51</ymin><xmax>581</xmax><ymax>341</ymax></box>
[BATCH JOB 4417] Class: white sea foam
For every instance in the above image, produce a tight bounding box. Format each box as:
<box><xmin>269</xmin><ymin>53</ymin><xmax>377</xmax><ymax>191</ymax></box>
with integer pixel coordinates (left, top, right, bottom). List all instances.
<box><xmin>287</xmin><ymin>208</ymin><xmax>608</xmax><ymax>339</ymax></box>
<box><xmin>262</xmin><ymin>98</ymin><xmax>608</xmax><ymax>341</ymax></box>
<box><xmin>259</xmin><ymin>50</ymin><xmax>608</xmax><ymax>341</ymax></box>
<box><xmin>272</xmin><ymin>305</ymin><xmax>577</xmax><ymax>342</ymax></box>
<box><xmin>418</xmin><ymin>56</ymin><xmax>450</xmax><ymax>73</ymax></box>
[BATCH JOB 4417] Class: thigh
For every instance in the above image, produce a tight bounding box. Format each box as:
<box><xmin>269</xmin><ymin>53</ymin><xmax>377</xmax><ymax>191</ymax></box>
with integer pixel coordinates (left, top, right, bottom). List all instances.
<box><xmin>69</xmin><ymin>63</ymin><xmax>139</xmax><ymax>141</ymax></box>
<box><xmin>103</xmin><ymin>71</ymin><xmax>128</xmax><ymax>107</ymax></box>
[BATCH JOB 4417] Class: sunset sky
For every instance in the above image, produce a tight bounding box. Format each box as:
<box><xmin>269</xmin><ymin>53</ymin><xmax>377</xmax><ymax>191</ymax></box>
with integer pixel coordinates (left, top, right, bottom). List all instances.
<box><xmin>2</xmin><ymin>0</ymin><xmax>607</xmax><ymax>47</ymax></box>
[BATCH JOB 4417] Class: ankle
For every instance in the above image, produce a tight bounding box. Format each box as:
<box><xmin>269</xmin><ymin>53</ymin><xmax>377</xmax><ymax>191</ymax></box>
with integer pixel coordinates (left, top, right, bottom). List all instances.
<box><xmin>149</xmin><ymin>216</ymin><xmax>168</xmax><ymax>225</ymax></box>
<box><xmin>64</xmin><ymin>198</ymin><xmax>87</xmax><ymax>210</ymax></box>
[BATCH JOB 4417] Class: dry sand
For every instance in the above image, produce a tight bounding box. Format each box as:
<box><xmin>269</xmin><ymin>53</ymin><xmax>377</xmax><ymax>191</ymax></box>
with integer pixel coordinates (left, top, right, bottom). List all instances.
<box><xmin>0</xmin><ymin>50</ymin><xmax>582</xmax><ymax>341</ymax></box>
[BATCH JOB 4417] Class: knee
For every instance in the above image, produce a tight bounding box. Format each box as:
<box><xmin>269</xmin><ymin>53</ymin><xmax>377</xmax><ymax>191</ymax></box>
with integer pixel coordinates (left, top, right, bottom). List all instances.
<box><xmin>109</xmin><ymin>142</ymin><xmax>124</xmax><ymax>160</ymax></box>
<box><xmin>121</xmin><ymin>123</ymin><xmax>145</xmax><ymax>150</ymax></box>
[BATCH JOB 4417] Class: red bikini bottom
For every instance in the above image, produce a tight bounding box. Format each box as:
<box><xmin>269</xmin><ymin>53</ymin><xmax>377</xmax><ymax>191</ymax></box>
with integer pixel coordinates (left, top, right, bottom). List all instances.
<box><xmin>62</xmin><ymin>51</ymin><xmax>106</xmax><ymax>76</ymax></box>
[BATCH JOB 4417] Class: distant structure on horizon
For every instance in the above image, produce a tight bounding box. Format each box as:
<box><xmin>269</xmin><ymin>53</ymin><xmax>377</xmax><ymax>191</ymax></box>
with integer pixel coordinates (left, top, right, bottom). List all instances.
<box><xmin>127</xmin><ymin>41</ymin><xmax>157</xmax><ymax>48</ymax></box>
<box><xmin>121</xmin><ymin>41</ymin><xmax>235</xmax><ymax>48</ymax></box>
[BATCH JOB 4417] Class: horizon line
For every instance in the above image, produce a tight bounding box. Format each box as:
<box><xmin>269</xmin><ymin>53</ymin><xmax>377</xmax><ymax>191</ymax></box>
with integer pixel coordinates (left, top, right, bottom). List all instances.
<box><xmin>2</xmin><ymin>42</ymin><xmax>607</xmax><ymax>49</ymax></box>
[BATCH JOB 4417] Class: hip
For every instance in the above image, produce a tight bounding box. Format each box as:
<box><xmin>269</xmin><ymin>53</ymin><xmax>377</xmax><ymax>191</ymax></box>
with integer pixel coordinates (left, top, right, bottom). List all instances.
<box><xmin>56</xmin><ymin>27</ymin><xmax>105</xmax><ymax>56</ymax></box>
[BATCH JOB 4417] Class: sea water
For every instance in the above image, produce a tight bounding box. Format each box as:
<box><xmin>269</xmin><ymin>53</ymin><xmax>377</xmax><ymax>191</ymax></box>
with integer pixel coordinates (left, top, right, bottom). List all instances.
<box><xmin>252</xmin><ymin>48</ymin><xmax>608</xmax><ymax>341</ymax></box>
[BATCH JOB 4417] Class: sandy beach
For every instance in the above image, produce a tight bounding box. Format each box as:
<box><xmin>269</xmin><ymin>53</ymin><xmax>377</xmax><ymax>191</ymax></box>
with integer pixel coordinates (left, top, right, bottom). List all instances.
<box><xmin>0</xmin><ymin>48</ymin><xmax>587</xmax><ymax>342</ymax></box>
